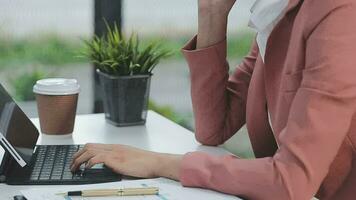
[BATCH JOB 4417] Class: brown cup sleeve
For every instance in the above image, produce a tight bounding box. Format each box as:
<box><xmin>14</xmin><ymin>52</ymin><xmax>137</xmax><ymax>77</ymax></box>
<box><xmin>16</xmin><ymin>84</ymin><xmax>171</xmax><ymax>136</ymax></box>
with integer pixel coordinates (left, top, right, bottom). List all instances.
<box><xmin>36</xmin><ymin>94</ymin><xmax>78</xmax><ymax>135</ymax></box>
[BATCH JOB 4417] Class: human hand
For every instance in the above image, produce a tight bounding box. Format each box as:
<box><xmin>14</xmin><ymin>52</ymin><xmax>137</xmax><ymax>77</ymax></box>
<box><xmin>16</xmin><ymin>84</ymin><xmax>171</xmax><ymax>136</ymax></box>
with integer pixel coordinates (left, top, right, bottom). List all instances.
<box><xmin>197</xmin><ymin>0</ymin><xmax>236</xmax><ymax>48</ymax></box>
<box><xmin>70</xmin><ymin>143</ymin><xmax>182</xmax><ymax>179</ymax></box>
<box><xmin>198</xmin><ymin>0</ymin><xmax>236</xmax><ymax>16</ymax></box>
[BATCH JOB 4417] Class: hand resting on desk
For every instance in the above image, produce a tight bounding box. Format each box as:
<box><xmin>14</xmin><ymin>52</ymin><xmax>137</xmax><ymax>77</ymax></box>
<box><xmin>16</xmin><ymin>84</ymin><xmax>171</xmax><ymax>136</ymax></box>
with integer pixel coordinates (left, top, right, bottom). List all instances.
<box><xmin>70</xmin><ymin>143</ymin><xmax>182</xmax><ymax>180</ymax></box>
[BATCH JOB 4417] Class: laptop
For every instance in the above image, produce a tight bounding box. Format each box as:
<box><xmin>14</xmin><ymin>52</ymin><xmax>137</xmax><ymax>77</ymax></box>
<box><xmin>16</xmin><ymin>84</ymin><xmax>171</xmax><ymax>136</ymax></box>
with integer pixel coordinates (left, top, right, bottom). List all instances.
<box><xmin>0</xmin><ymin>84</ymin><xmax>121</xmax><ymax>185</ymax></box>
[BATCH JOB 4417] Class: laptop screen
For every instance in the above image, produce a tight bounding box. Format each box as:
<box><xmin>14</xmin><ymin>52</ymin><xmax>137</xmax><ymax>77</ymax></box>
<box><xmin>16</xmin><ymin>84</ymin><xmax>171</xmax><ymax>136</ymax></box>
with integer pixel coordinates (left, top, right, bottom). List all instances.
<box><xmin>0</xmin><ymin>84</ymin><xmax>39</xmax><ymax>168</ymax></box>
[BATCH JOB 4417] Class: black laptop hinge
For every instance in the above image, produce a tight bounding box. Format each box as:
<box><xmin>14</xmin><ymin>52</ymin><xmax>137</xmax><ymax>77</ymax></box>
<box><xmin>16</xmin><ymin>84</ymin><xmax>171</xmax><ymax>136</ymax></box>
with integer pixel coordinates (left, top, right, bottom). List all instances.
<box><xmin>0</xmin><ymin>153</ymin><xmax>16</xmax><ymax>182</ymax></box>
<box><xmin>0</xmin><ymin>156</ymin><xmax>10</xmax><ymax>183</ymax></box>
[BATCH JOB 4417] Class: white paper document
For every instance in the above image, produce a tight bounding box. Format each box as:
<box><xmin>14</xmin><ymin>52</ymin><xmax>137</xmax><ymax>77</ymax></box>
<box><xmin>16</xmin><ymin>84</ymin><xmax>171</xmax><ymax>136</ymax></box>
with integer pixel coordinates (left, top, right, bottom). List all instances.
<box><xmin>21</xmin><ymin>178</ymin><xmax>242</xmax><ymax>200</ymax></box>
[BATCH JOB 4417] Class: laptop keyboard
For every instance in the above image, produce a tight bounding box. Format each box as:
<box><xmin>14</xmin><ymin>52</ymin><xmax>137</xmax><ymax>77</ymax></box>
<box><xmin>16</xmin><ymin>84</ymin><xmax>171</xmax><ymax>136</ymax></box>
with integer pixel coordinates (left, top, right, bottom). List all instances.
<box><xmin>29</xmin><ymin>145</ymin><xmax>83</xmax><ymax>181</ymax></box>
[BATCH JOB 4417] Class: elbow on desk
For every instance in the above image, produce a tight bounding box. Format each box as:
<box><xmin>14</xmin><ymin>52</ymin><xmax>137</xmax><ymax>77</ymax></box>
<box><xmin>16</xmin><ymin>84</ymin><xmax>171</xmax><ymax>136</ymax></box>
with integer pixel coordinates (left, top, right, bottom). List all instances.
<box><xmin>194</xmin><ymin>130</ymin><xmax>224</xmax><ymax>146</ymax></box>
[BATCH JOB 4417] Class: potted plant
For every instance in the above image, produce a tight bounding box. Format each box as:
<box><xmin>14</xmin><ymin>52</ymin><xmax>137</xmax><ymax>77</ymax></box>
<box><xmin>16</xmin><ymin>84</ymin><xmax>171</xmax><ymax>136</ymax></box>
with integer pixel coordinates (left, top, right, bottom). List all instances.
<box><xmin>82</xmin><ymin>24</ymin><xmax>171</xmax><ymax>126</ymax></box>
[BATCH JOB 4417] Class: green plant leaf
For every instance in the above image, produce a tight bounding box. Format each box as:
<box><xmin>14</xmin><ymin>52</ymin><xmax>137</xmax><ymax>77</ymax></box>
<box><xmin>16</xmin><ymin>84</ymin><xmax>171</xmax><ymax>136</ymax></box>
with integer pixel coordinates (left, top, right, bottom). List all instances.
<box><xmin>80</xmin><ymin>20</ymin><xmax>172</xmax><ymax>76</ymax></box>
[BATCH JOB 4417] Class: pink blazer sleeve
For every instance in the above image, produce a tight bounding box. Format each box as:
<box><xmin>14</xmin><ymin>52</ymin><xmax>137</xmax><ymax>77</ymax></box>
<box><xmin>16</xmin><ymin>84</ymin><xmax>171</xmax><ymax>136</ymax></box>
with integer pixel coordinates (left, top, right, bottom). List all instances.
<box><xmin>180</xmin><ymin>3</ymin><xmax>356</xmax><ymax>200</ymax></box>
<box><xmin>181</xmin><ymin>36</ymin><xmax>259</xmax><ymax>146</ymax></box>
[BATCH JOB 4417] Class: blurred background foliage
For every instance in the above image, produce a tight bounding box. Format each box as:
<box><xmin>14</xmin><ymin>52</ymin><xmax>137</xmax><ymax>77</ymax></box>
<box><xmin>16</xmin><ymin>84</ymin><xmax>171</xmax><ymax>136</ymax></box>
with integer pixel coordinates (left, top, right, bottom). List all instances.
<box><xmin>9</xmin><ymin>69</ymin><xmax>47</xmax><ymax>101</ymax></box>
<box><xmin>148</xmin><ymin>100</ymin><xmax>191</xmax><ymax>130</ymax></box>
<box><xmin>0</xmin><ymin>33</ymin><xmax>253</xmax><ymax>68</ymax></box>
<box><xmin>0</xmin><ymin>35</ymin><xmax>85</xmax><ymax>68</ymax></box>
<box><xmin>0</xmin><ymin>32</ymin><xmax>254</xmax><ymax>111</ymax></box>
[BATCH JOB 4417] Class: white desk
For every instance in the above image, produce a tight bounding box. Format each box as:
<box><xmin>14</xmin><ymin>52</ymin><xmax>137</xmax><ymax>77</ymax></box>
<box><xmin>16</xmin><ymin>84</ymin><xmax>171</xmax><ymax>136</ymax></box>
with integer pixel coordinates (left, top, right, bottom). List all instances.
<box><xmin>0</xmin><ymin>111</ymin><xmax>231</xmax><ymax>199</ymax></box>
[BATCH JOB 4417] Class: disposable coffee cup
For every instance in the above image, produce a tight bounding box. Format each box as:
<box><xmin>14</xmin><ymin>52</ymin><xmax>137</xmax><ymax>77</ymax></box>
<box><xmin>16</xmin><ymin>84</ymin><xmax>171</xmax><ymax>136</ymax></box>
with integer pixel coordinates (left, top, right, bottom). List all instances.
<box><xmin>33</xmin><ymin>78</ymin><xmax>80</xmax><ymax>135</ymax></box>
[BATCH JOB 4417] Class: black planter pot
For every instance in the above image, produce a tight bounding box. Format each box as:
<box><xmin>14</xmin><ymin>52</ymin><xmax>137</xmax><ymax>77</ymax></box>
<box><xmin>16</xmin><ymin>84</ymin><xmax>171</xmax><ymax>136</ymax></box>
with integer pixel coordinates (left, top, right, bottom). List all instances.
<box><xmin>97</xmin><ymin>69</ymin><xmax>151</xmax><ymax>126</ymax></box>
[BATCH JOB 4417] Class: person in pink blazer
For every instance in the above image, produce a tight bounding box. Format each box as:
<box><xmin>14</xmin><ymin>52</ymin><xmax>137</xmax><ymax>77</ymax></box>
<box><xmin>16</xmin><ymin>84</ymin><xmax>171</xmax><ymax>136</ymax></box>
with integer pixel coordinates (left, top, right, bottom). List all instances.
<box><xmin>71</xmin><ymin>0</ymin><xmax>356</xmax><ymax>199</ymax></box>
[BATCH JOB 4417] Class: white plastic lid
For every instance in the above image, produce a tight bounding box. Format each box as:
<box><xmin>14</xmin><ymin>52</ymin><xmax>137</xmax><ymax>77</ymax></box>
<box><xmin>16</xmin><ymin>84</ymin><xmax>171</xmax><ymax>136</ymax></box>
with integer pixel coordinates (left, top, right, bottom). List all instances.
<box><xmin>33</xmin><ymin>78</ymin><xmax>80</xmax><ymax>95</ymax></box>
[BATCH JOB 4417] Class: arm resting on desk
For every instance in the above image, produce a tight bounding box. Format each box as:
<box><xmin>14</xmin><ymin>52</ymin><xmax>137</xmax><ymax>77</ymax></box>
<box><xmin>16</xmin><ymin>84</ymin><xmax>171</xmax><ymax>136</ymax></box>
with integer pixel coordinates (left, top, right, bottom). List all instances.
<box><xmin>180</xmin><ymin>3</ymin><xmax>356</xmax><ymax>200</ymax></box>
<box><xmin>70</xmin><ymin>143</ymin><xmax>182</xmax><ymax>180</ymax></box>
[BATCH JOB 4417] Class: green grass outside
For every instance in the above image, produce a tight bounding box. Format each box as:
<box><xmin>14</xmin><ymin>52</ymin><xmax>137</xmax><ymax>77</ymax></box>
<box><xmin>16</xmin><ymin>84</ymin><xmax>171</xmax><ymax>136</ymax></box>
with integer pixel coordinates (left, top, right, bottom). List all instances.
<box><xmin>227</xmin><ymin>32</ymin><xmax>255</xmax><ymax>60</ymax></box>
<box><xmin>148</xmin><ymin>100</ymin><xmax>191</xmax><ymax>130</ymax></box>
<box><xmin>0</xmin><ymin>32</ymin><xmax>255</xmax><ymax>69</ymax></box>
<box><xmin>0</xmin><ymin>35</ymin><xmax>86</xmax><ymax>68</ymax></box>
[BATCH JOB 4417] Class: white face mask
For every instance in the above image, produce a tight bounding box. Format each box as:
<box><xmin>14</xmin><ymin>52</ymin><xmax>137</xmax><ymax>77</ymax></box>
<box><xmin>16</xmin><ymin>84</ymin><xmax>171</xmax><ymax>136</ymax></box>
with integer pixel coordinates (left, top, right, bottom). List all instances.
<box><xmin>248</xmin><ymin>0</ymin><xmax>289</xmax><ymax>62</ymax></box>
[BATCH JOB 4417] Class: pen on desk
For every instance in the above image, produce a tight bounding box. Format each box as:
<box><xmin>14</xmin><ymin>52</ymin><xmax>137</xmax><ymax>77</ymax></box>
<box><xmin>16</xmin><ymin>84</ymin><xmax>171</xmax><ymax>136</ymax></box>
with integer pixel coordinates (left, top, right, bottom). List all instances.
<box><xmin>56</xmin><ymin>187</ymin><xmax>159</xmax><ymax>197</ymax></box>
